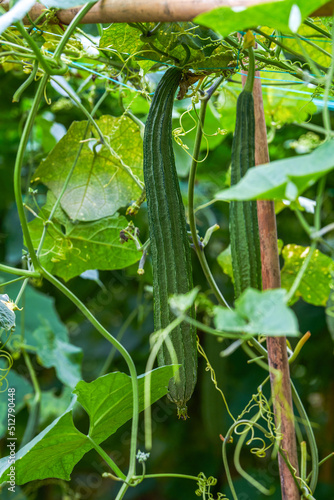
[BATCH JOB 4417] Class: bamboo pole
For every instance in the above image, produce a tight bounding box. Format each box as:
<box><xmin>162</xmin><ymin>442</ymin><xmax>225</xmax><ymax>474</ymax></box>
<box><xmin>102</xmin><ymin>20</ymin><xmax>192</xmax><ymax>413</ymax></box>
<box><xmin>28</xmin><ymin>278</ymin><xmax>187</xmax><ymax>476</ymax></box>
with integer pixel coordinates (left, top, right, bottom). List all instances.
<box><xmin>0</xmin><ymin>0</ymin><xmax>333</xmax><ymax>24</ymax></box>
<box><xmin>241</xmin><ymin>68</ymin><xmax>300</xmax><ymax>499</ymax></box>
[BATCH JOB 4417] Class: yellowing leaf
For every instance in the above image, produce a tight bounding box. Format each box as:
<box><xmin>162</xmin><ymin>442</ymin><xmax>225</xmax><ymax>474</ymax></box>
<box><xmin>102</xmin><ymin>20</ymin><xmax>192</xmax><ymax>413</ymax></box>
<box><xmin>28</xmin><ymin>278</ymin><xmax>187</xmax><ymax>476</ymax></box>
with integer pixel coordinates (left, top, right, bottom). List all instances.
<box><xmin>281</xmin><ymin>244</ymin><xmax>334</xmax><ymax>306</ymax></box>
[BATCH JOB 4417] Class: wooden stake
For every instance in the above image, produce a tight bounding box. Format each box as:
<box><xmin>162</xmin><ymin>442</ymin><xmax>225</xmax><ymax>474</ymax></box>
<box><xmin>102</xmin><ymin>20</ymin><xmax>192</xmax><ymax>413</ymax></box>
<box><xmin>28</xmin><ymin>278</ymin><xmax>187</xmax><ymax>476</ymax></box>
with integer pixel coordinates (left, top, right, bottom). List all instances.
<box><xmin>0</xmin><ymin>0</ymin><xmax>333</xmax><ymax>24</ymax></box>
<box><xmin>241</xmin><ymin>69</ymin><xmax>300</xmax><ymax>499</ymax></box>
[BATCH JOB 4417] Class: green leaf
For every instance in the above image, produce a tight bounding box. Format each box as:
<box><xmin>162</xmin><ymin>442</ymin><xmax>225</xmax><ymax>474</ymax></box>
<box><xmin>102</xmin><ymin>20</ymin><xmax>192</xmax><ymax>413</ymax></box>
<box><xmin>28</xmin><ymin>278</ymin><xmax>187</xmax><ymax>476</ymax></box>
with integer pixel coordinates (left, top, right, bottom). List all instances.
<box><xmin>0</xmin><ymin>366</ymin><xmax>175</xmax><ymax>486</ymax></box>
<box><xmin>279</xmin><ymin>22</ymin><xmax>331</xmax><ymax>69</ymax></box>
<box><xmin>32</xmin><ymin>116</ymin><xmax>143</xmax><ymax>221</ymax></box>
<box><xmin>214</xmin><ymin>288</ymin><xmax>299</xmax><ymax>337</ymax></box>
<box><xmin>190</xmin><ymin>44</ymin><xmax>235</xmax><ymax>72</ymax></box>
<box><xmin>100</xmin><ymin>23</ymin><xmax>143</xmax><ymax>55</ymax></box>
<box><xmin>0</xmin><ymin>406</ymin><xmax>88</xmax><ymax>485</ymax></box>
<box><xmin>32</xmin><ymin>326</ymin><xmax>83</xmax><ymax>388</ymax></box>
<box><xmin>28</xmin><ymin>200</ymin><xmax>141</xmax><ymax>281</ymax></box>
<box><xmin>74</xmin><ymin>366</ymin><xmax>177</xmax><ymax>442</ymax></box>
<box><xmin>215</xmin><ymin>140</ymin><xmax>334</xmax><ymax>202</ymax></box>
<box><xmin>281</xmin><ymin>244</ymin><xmax>334</xmax><ymax>306</ymax></box>
<box><xmin>99</xmin><ymin>23</ymin><xmax>155</xmax><ymax>72</ymax></box>
<box><xmin>195</xmin><ymin>0</ymin><xmax>329</xmax><ymax>38</ymax></box>
<box><xmin>160</xmin><ymin>23</ymin><xmax>220</xmax><ymax>57</ymax></box>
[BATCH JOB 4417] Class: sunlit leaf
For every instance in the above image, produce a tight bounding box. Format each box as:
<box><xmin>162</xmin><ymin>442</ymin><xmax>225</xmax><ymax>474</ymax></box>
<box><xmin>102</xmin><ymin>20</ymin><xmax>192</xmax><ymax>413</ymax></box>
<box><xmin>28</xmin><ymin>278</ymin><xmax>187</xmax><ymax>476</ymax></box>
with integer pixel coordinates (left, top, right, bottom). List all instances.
<box><xmin>33</xmin><ymin>116</ymin><xmax>143</xmax><ymax>221</ymax></box>
<box><xmin>215</xmin><ymin>140</ymin><xmax>334</xmax><ymax>201</ymax></box>
<box><xmin>281</xmin><ymin>244</ymin><xmax>334</xmax><ymax>305</ymax></box>
<box><xmin>195</xmin><ymin>0</ymin><xmax>329</xmax><ymax>38</ymax></box>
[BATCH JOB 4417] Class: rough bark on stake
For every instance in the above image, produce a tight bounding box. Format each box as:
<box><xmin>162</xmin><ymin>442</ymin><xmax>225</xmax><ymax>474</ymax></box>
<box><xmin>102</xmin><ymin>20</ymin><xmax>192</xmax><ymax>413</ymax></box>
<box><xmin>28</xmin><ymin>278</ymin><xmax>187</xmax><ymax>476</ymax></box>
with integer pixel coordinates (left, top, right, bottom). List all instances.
<box><xmin>1</xmin><ymin>0</ymin><xmax>334</xmax><ymax>23</ymax></box>
<box><xmin>241</xmin><ymin>69</ymin><xmax>300</xmax><ymax>499</ymax></box>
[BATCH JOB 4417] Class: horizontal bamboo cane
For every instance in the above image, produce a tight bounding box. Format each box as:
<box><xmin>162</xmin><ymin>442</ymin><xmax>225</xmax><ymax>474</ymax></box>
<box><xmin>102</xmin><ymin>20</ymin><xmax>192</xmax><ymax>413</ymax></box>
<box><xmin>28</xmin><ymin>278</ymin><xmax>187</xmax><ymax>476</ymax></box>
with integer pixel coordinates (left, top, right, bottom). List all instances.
<box><xmin>0</xmin><ymin>0</ymin><xmax>333</xmax><ymax>24</ymax></box>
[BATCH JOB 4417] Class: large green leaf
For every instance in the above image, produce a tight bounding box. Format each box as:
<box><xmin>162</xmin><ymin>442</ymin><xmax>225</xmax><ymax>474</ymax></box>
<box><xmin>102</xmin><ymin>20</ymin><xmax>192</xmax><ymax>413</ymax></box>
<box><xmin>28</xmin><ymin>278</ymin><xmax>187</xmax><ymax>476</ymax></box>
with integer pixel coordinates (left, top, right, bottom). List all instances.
<box><xmin>214</xmin><ymin>288</ymin><xmax>299</xmax><ymax>337</ymax></box>
<box><xmin>0</xmin><ymin>406</ymin><xmax>89</xmax><ymax>485</ymax></box>
<box><xmin>33</xmin><ymin>116</ymin><xmax>143</xmax><ymax>221</ymax></box>
<box><xmin>195</xmin><ymin>0</ymin><xmax>329</xmax><ymax>38</ymax></box>
<box><xmin>100</xmin><ymin>23</ymin><xmax>154</xmax><ymax>72</ymax></box>
<box><xmin>215</xmin><ymin>140</ymin><xmax>334</xmax><ymax>202</ymax></box>
<box><xmin>100</xmin><ymin>23</ymin><xmax>143</xmax><ymax>55</ymax></box>
<box><xmin>74</xmin><ymin>368</ymin><xmax>176</xmax><ymax>442</ymax></box>
<box><xmin>28</xmin><ymin>200</ymin><xmax>141</xmax><ymax>281</ymax></box>
<box><xmin>278</xmin><ymin>22</ymin><xmax>331</xmax><ymax>70</ymax></box>
<box><xmin>281</xmin><ymin>244</ymin><xmax>334</xmax><ymax>306</ymax></box>
<box><xmin>0</xmin><ymin>366</ymin><xmax>176</xmax><ymax>485</ymax></box>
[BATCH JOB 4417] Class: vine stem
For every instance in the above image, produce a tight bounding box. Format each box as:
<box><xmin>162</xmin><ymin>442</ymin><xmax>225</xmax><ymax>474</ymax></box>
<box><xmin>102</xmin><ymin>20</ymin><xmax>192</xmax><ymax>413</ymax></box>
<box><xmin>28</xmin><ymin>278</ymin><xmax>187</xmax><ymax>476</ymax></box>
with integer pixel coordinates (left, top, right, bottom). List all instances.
<box><xmin>13</xmin><ymin>72</ymin><xmax>48</xmax><ymax>271</ymax></box>
<box><xmin>10</xmin><ymin>0</ymin><xmax>139</xmax><ymax>484</ymax></box>
<box><xmin>87</xmin><ymin>436</ymin><xmax>126</xmax><ymax>480</ymax></box>
<box><xmin>0</xmin><ymin>263</ymin><xmax>40</xmax><ymax>277</ymax></box>
<box><xmin>132</xmin><ymin>473</ymin><xmax>199</xmax><ymax>481</ymax></box>
<box><xmin>99</xmin><ymin>306</ymin><xmax>139</xmax><ymax>377</ymax></box>
<box><xmin>241</xmin><ymin>52</ymin><xmax>300</xmax><ymax>499</ymax></box>
<box><xmin>144</xmin><ymin>316</ymin><xmax>182</xmax><ymax>450</ymax></box>
<box><xmin>40</xmin><ymin>267</ymin><xmax>139</xmax><ymax>480</ymax></box>
<box><xmin>187</xmin><ymin>76</ymin><xmax>230</xmax><ymax>308</ymax></box>
<box><xmin>222</xmin><ymin>417</ymin><xmax>271</xmax><ymax>500</ymax></box>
